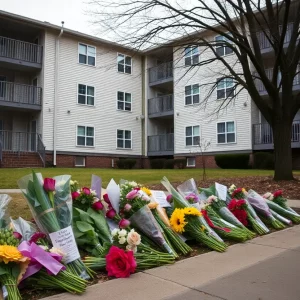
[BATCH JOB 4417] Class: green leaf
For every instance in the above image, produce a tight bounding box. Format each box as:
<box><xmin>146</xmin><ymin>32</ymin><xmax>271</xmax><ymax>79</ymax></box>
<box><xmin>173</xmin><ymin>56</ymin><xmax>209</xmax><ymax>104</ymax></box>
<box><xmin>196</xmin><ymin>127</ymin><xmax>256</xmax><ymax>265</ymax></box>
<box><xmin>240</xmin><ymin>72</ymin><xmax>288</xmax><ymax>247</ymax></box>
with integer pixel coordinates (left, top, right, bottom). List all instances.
<box><xmin>74</xmin><ymin>208</ymin><xmax>93</xmax><ymax>223</ymax></box>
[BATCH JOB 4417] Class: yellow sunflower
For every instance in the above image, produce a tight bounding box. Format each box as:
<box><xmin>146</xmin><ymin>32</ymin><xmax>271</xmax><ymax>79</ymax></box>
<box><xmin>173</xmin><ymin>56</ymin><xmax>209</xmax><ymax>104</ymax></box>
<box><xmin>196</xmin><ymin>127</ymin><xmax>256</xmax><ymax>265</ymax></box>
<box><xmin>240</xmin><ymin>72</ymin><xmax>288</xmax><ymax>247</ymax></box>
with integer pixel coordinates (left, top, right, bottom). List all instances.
<box><xmin>0</xmin><ymin>245</ymin><xmax>24</xmax><ymax>264</ymax></box>
<box><xmin>183</xmin><ymin>207</ymin><xmax>202</xmax><ymax>217</ymax></box>
<box><xmin>141</xmin><ymin>187</ymin><xmax>152</xmax><ymax>196</ymax></box>
<box><xmin>170</xmin><ymin>209</ymin><xmax>187</xmax><ymax>233</ymax></box>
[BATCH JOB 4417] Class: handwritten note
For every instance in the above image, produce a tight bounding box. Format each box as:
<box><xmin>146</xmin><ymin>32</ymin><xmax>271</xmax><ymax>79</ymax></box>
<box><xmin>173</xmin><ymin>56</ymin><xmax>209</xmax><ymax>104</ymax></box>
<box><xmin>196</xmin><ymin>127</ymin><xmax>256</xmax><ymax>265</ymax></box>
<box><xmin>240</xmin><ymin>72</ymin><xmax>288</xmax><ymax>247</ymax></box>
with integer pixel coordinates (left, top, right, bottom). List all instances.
<box><xmin>151</xmin><ymin>190</ymin><xmax>171</xmax><ymax>207</ymax></box>
<box><xmin>49</xmin><ymin>226</ymin><xmax>80</xmax><ymax>264</ymax></box>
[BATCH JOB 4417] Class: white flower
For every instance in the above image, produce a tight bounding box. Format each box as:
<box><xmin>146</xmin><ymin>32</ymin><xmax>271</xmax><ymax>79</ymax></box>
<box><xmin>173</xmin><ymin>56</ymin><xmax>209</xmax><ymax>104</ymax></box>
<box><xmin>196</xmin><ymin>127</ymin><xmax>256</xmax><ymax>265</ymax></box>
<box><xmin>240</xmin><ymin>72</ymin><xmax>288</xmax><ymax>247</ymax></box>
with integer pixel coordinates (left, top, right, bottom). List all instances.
<box><xmin>127</xmin><ymin>230</ymin><xmax>141</xmax><ymax>246</ymax></box>
<box><xmin>111</xmin><ymin>228</ymin><xmax>119</xmax><ymax>237</ymax></box>
<box><xmin>126</xmin><ymin>244</ymin><xmax>137</xmax><ymax>253</ymax></box>
<box><xmin>91</xmin><ymin>190</ymin><xmax>97</xmax><ymax>196</ymax></box>
<box><xmin>129</xmin><ymin>181</ymin><xmax>138</xmax><ymax>187</ymax></box>
<box><xmin>70</xmin><ymin>180</ymin><xmax>74</xmax><ymax>185</ymax></box>
<box><xmin>119</xmin><ymin>236</ymin><xmax>126</xmax><ymax>244</ymax></box>
<box><xmin>38</xmin><ymin>245</ymin><xmax>49</xmax><ymax>251</ymax></box>
<box><xmin>50</xmin><ymin>247</ymin><xmax>66</xmax><ymax>260</ymax></box>
<box><xmin>118</xmin><ymin>229</ymin><xmax>127</xmax><ymax>238</ymax></box>
<box><xmin>228</xmin><ymin>184</ymin><xmax>237</xmax><ymax>195</ymax></box>
<box><xmin>263</xmin><ymin>192</ymin><xmax>274</xmax><ymax>201</ymax></box>
<box><xmin>207</xmin><ymin>195</ymin><xmax>217</xmax><ymax>203</ymax></box>
<box><xmin>93</xmin><ymin>197</ymin><xmax>100</xmax><ymax>204</ymax></box>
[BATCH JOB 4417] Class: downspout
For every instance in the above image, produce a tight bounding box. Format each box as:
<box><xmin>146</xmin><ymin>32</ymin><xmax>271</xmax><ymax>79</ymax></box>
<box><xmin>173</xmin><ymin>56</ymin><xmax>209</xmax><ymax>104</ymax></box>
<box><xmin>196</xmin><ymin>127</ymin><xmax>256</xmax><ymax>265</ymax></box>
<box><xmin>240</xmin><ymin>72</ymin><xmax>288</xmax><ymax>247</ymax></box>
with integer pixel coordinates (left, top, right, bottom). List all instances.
<box><xmin>141</xmin><ymin>56</ymin><xmax>146</xmax><ymax>167</ymax></box>
<box><xmin>53</xmin><ymin>21</ymin><xmax>64</xmax><ymax>166</ymax></box>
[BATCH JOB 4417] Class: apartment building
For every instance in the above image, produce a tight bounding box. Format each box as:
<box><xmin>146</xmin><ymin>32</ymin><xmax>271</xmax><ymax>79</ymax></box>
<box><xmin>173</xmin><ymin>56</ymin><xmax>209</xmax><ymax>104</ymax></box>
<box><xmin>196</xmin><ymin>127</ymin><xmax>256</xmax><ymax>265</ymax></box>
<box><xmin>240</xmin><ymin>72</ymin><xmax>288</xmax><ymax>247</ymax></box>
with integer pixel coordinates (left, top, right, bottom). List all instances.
<box><xmin>0</xmin><ymin>10</ymin><xmax>299</xmax><ymax>168</ymax></box>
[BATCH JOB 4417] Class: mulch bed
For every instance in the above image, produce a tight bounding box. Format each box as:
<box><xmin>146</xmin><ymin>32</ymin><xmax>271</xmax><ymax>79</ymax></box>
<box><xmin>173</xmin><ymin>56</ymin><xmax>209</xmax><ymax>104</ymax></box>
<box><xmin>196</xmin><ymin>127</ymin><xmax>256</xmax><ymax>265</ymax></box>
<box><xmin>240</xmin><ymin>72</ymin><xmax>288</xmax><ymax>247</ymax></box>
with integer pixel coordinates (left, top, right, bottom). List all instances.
<box><xmin>149</xmin><ymin>176</ymin><xmax>300</xmax><ymax>200</ymax></box>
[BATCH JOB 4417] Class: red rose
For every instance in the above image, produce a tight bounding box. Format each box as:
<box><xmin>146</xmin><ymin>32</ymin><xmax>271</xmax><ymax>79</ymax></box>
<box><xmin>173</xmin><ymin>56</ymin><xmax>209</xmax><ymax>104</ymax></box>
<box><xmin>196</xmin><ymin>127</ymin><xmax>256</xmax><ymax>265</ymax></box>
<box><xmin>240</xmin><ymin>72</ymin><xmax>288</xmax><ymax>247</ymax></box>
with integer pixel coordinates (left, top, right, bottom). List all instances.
<box><xmin>273</xmin><ymin>190</ymin><xmax>283</xmax><ymax>198</ymax></box>
<box><xmin>82</xmin><ymin>187</ymin><xmax>91</xmax><ymax>195</ymax></box>
<box><xmin>72</xmin><ymin>191</ymin><xmax>80</xmax><ymax>200</ymax></box>
<box><xmin>92</xmin><ymin>201</ymin><xmax>104</xmax><ymax>211</ymax></box>
<box><xmin>106</xmin><ymin>246</ymin><xmax>136</xmax><ymax>278</ymax></box>
<box><xmin>106</xmin><ymin>208</ymin><xmax>116</xmax><ymax>219</ymax></box>
<box><xmin>43</xmin><ymin>178</ymin><xmax>56</xmax><ymax>192</ymax></box>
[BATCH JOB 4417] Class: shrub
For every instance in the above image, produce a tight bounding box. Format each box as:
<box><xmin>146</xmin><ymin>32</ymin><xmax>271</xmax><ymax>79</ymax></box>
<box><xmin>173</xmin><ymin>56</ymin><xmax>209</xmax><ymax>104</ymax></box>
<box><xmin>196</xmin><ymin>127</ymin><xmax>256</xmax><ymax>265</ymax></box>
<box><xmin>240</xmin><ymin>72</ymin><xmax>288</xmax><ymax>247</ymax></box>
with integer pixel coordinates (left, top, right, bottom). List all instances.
<box><xmin>174</xmin><ymin>159</ymin><xmax>186</xmax><ymax>169</ymax></box>
<box><xmin>164</xmin><ymin>159</ymin><xmax>175</xmax><ymax>169</ymax></box>
<box><xmin>215</xmin><ymin>153</ymin><xmax>250</xmax><ymax>169</ymax></box>
<box><xmin>150</xmin><ymin>158</ymin><xmax>166</xmax><ymax>169</ymax></box>
<box><xmin>116</xmin><ymin>158</ymin><xmax>137</xmax><ymax>169</ymax></box>
<box><xmin>253</xmin><ymin>152</ymin><xmax>274</xmax><ymax>170</ymax></box>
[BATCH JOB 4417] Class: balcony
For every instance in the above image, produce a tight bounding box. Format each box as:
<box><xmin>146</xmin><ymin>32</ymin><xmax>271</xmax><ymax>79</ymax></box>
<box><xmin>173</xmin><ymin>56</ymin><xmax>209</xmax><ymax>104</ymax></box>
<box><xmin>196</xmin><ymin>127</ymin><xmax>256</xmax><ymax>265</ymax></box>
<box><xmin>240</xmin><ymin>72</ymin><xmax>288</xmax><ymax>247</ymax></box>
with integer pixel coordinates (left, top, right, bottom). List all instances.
<box><xmin>255</xmin><ymin>66</ymin><xmax>300</xmax><ymax>96</ymax></box>
<box><xmin>257</xmin><ymin>22</ymin><xmax>295</xmax><ymax>55</ymax></box>
<box><xmin>252</xmin><ymin>121</ymin><xmax>300</xmax><ymax>150</ymax></box>
<box><xmin>148</xmin><ymin>133</ymin><xmax>174</xmax><ymax>156</ymax></box>
<box><xmin>0</xmin><ymin>36</ymin><xmax>43</xmax><ymax>69</ymax></box>
<box><xmin>148</xmin><ymin>94</ymin><xmax>174</xmax><ymax>118</ymax></box>
<box><xmin>0</xmin><ymin>81</ymin><xmax>42</xmax><ymax>111</ymax></box>
<box><xmin>149</xmin><ymin>62</ymin><xmax>173</xmax><ymax>87</ymax></box>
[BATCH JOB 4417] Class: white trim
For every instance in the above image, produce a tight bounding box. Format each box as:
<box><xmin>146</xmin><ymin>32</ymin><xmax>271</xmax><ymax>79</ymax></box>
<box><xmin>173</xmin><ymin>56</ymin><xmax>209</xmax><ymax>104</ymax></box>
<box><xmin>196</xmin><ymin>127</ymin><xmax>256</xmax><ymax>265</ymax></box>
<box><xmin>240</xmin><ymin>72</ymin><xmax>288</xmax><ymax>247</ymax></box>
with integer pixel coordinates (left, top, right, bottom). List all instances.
<box><xmin>186</xmin><ymin>157</ymin><xmax>196</xmax><ymax>167</ymax></box>
<box><xmin>184</xmin><ymin>45</ymin><xmax>200</xmax><ymax>66</ymax></box>
<box><xmin>216</xmin><ymin>121</ymin><xmax>236</xmax><ymax>144</ymax></box>
<box><xmin>75</xmin><ymin>156</ymin><xmax>86</xmax><ymax>167</ymax></box>
<box><xmin>77</xmin><ymin>83</ymin><xmax>95</xmax><ymax>106</ymax></box>
<box><xmin>78</xmin><ymin>42</ymin><xmax>96</xmax><ymax>67</ymax></box>
<box><xmin>185</xmin><ymin>125</ymin><xmax>200</xmax><ymax>146</ymax></box>
<box><xmin>116</xmin><ymin>91</ymin><xmax>132</xmax><ymax>112</ymax></box>
<box><xmin>184</xmin><ymin>83</ymin><xmax>200</xmax><ymax>105</ymax></box>
<box><xmin>117</xmin><ymin>52</ymin><xmax>132</xmax><ymax>74</ymax></box>
<box><xmin>216</xmin><ymin>77</ymin><xmax>235</xmax><ymax>100</ymax></box>
<box><xmin>116</xmin><ymin>129</ymin><xmax>132</xmax><ymax>149</ymax></box>
<box><xmin>76</xmin><ymin>125</ymin><xmax>95</xmax><ymax>147</ymax></box>
<box><xmin>215</xmin><ymin>34</ymin><xmax>234</xmax><ymax>57</ymax></box>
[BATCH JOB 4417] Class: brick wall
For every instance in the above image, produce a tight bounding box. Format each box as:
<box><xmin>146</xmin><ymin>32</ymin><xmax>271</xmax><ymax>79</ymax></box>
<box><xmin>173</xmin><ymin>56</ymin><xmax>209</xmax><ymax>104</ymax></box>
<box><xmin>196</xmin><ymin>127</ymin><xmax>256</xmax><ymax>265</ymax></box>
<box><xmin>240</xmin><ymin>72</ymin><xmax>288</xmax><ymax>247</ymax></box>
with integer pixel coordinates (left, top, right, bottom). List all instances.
<box><xmin>0</xmin><ymin>152</ymin><xmax>44</xmax><ymax>168</ymax></box>
<box><xmin>174</xmin><ymin>155</ymin><xmax>218</xmax><ymax>168</ymax></box>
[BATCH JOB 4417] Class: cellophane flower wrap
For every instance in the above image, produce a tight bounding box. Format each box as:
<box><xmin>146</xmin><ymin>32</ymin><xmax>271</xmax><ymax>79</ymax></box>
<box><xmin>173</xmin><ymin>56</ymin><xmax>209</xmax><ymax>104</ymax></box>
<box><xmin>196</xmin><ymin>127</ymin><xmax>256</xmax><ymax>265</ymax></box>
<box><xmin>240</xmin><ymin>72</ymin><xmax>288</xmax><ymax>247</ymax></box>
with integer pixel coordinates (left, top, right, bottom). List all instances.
<box><xmin>10</xmin><ymin>217</ymin><xmax>38</xmax><ymax>243</ymax></box>
<box><xmin>119</xmin><ymin>181</ymin><xmax>175</xmax><ymax>255</ymax></box>
<box><xmin>17</xmin><ymin>171</ymin><xmax>93</xmax><ymax>279</ymax></box>
<box><xmin>161</xmin><ymin>177</ymin><xmax>227</xmax><ymax>252</ymax></box>
<box><xmin>246</xmin><ymin>190</ymin><xmax>285</xmax><ymax>229</ymax></box>
<box><xmin>0</xmin><ymin>195</ymin><xmax>11</xmax><ymax>229</ymax></box>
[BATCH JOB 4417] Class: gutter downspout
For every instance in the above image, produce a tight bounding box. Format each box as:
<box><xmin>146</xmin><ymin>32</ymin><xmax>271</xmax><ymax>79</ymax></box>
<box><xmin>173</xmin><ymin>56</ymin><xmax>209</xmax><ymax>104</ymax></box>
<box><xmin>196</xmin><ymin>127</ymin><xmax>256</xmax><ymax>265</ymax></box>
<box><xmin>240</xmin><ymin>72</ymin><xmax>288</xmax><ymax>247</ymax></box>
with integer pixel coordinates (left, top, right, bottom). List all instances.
<box><xmin>53</xmin><ymin>21</ymin><xmax>64</xmax><ymax>166</ymax></box>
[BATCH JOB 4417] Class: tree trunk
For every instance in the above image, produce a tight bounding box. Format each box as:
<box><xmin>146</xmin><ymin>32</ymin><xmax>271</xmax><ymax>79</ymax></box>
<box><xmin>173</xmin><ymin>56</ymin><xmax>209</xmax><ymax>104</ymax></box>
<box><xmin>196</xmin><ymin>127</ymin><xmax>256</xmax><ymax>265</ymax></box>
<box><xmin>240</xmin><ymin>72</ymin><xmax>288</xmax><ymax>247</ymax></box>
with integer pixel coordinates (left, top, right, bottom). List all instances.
<box><xmin>272</xmin><ymin>120</ymin><xmax>294</xmax><ymax>180</ymax></box>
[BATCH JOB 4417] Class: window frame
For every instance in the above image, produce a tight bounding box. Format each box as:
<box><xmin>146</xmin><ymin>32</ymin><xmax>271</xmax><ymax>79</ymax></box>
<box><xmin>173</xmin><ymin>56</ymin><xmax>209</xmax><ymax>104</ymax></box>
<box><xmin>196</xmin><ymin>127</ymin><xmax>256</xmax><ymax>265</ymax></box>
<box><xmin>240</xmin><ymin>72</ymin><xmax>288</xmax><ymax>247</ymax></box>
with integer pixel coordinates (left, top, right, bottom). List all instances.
<box><xmin>116</xmin><ymin>129</ymin><xmax>132</xmax><ymax>149</ymax></box>
<box><xmin>77</xmin><ymin>84</ymin><xmax>95</xmax><ymax>106</ymax></box>
<box><xmin>216</xmin><ymin>121</ymin><xmax>236</xmax><ymax>144</ymax></box>
<box><xmin>76</xmin><ymin>125</ymin><xmax>95</xmax><ymax>147</ymax></box>
<box><xmin>185</xmin><ymin>125</ymin><xmax>200</xmax><ymax>147</ymax></box>
<box><xmin>185</xmin><ymin>84</ymin><xmax>200</xmax><ymax>106</ymax></box>
<box><xmin>216</xmin><ymin>77</ymin><xmax>235</xmax><ymax>100</ymax></box>
<box><xmin>116</xmin><ymin>91</ymin><xmax>132</xmax><ymax>112</ymax></box>
<box><xmin>78</xmin><ymin>43</ymin><xmax>96</xmax><ymax>67</ymax></box>
<box><xmin>75</xmin><ymin>156</ymin><xmax>86</xmax><ymax>167</ymax></box>
<box><xmin>184</xmin><ymin>46</ymin><xmax>200</xmax><ymax>66</ymax></box>
<box><xmin>215</xmin><ymin>34</ymin><xmax>234</xmax><ymax>57</ymax></box>
<box><xmin>117</xmin><ymin>53</ymin><xmax>132</xmax><ymax>74</ymax></box>
<box><xmin>186</xmin><ymin>157</ymin><xmax>196</xmax><ymax>167</ymax></box>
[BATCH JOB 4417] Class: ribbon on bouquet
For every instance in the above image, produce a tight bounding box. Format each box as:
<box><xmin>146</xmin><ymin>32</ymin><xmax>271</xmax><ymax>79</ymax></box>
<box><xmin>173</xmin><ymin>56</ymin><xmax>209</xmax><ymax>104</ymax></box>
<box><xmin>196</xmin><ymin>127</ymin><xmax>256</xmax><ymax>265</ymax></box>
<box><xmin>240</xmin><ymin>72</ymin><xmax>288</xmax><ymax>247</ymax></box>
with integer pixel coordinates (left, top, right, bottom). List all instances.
<box><xmin>18</xmin><ymin>241</ymin><xmax>66</xmax><ymax>281</ymax></box>
<box><xmin>201</xmin><ymin>210</ymin><xmax>231</xmax><ymax>233</ymax></box>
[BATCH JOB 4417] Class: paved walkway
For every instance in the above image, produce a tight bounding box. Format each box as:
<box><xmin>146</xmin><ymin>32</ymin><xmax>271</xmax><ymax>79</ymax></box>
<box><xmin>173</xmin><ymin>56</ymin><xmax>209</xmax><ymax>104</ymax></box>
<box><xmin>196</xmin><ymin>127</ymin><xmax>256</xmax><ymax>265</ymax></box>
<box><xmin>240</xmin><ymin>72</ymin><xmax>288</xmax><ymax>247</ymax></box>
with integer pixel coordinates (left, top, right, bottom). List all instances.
<box><xmin>44</xmin><ymin>225</ymin><xmax>300</xmax><ymax>300</ymax></box>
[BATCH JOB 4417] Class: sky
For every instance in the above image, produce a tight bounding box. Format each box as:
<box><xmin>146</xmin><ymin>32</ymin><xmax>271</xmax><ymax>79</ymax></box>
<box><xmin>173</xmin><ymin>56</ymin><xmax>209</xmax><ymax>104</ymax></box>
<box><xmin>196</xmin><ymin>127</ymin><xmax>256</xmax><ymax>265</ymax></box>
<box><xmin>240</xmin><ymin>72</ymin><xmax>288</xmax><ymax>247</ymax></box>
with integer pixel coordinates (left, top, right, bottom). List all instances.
<box><xmin>0</xmin><ymin>0</ymin><xmax>94</xmax><ymax>35</ymax></box>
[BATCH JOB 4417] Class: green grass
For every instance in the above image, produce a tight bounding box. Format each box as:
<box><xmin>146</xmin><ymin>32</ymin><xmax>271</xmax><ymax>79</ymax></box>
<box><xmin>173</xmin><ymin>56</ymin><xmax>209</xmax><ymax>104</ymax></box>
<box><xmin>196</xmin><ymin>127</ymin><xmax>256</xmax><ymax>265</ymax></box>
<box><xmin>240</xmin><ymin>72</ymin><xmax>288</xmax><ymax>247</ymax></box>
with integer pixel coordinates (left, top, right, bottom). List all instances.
<box><xmin>1</xmin><ymin>167</ymin><xmax>299</xmax><ymax>189</ymax></box>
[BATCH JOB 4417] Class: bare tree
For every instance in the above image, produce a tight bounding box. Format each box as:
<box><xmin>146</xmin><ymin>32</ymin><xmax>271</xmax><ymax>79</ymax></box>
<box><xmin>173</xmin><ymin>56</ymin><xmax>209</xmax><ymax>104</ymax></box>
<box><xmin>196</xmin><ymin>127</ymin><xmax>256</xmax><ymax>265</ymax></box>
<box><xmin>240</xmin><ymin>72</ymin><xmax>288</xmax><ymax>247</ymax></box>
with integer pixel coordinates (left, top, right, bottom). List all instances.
<box><xmin>197</xmin><ymin>138</ymin><xmax>211</xmax><ymax>181</ymax></box>
<box><xmin>88</xmin><ymin>0</ymin><xmax>300</xmax><ymax>180</ymax></box>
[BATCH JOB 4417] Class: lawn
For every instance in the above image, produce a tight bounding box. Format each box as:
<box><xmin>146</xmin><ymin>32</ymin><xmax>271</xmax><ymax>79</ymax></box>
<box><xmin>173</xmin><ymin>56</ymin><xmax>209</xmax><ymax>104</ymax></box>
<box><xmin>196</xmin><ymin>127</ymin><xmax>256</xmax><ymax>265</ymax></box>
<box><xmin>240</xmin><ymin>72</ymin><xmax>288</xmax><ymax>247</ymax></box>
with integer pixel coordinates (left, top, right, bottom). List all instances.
<box><xmin>1</xmin><ymin>167</ymin><xmax>299</xmax><ymax>189</ymax></box>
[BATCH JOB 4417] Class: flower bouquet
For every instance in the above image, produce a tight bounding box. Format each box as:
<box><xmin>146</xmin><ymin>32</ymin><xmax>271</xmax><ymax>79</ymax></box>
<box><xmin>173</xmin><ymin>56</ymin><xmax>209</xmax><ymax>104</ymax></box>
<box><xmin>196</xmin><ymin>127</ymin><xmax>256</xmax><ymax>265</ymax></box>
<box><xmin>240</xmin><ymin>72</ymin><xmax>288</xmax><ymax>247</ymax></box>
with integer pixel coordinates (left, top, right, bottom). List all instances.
<box><xmin>246</xmin><ymin>190</ymin><xmax>285</xmax><ymax>229</ymax></box>
<box><xmin>10</xmin><ymin>217</ymin><xmax>38</xmax><ymax>243</ymax></box>
<box><xmin>18</xmin><ymin>171</ymin><xmax>93</xmax><ymax>279</ymax></box>
<box><xmin>0</xmin><ymin>195</ymin><xmax>11</xmax><ymax>229</ymax></box>
<box><xmin>161</xmin><ymin>177</ymin><xmax>227</xmax><ymax>252</ymax></box>
<box><xmin>0</xmin><ymin>229</ymin><xmax>29</xmax><ymax>300</ymax></box>
<box><xmin>229</xmin><ymin>187</ymin><xmax>269</xmax><ymax>235</ymax></box>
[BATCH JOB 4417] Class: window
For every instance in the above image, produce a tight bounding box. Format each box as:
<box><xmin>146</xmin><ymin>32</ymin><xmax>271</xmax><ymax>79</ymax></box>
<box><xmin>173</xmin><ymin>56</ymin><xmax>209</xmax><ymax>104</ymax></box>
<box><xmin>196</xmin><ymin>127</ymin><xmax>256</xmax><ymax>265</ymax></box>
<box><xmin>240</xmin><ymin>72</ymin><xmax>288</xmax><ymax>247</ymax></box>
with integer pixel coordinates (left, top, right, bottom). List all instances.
<box><xmin>185</xmin><ymin>84</ymin><xmax>200</xmax><ymax>105</ymax></box>
<box><xmin>185</xmin><ymin>46</ymin><xmax>199</xmax><ymax>66</ymax></box>
<box><xmin>117</xmin><ymin>54</ymin><xmax>132</xmax><ymax>74</ymax></box>
<box><xmin>217</xmin><ymin>78</ymin><xmax>235</xmax><ymax>99</ymax></box>
<box><xmin>117</xmin><ymin>91</ymin><xmax>132</xmax><ymax>111</ymax></box>
<box><xmin>186</xmin><ymin>157</ymin><xmax>196</xmax><ymax>167</ymax></box>
<box><xmin>75</xmin><ymin>156</ymin><xmax>85</xmax><ymax>167</ymax></box>
<box><xmin>217</xmin><ymin>121</ymin><xmax>236</xmax><ymax>143</ymax></box>
<box><xmin>215</xmin><ymin>35</ymin><xmax>233</xmax><ymax>56</ymax></box>
<box><xmin>117</xmin><ymin>130</ymin><xmax>132</xmax><ymax>149</ymax></box>
<box><xmin>77</xmin><ymin>126</ymin><xmax>94</xmax><ymax>147</ymax></box>
<box><xmin>78</xmin><ymin>43</ymin><xmax>96</xmax><ymax>66</ymax></box>
<box><xmin>78</xmin><ymin>84</ymin><xmax>95</xmax><ymax>106</ymax></box>
<box><xmin>185</xmin><ymin>126</ymin><xmax>200</xmax><ymax>146</ymax></box>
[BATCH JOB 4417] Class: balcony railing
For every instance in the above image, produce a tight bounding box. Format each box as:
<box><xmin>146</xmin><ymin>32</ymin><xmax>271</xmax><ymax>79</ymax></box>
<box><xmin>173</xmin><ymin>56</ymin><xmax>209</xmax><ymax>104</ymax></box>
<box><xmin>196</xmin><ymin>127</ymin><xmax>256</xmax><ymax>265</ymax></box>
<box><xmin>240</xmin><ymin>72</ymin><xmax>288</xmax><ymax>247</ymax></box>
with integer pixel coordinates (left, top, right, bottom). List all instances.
<box><xmin>149</xmin><ymin>62</ymin><xmax>173</xmax><ymax>84</ymax></box>
<box><xmin>0</xmin><ymin>130</ymin><xmax>46</xmax><ymax>166</ymax></box>
<box><xmin>0</xmin><ymin>36</ymin><xmax>43</xmax><ymax>65</ymax></box>
<box><xmin>253</xmin><ymin>121</ymin><xmax>300</xmax><ymax>147</ymax></box>
<box><xmin>0</xmin><ymin>81</ymin><xmax>42</xmax><ymax>108</ymax></box>
<box><xmin>254</xmin><ymin>65</ymin><xmax>300</xmax><ymax>94</ymax></box>
<box><xmin>148</xmin><ymin>94</ymin><xmax>174</xmax><ymax>117</ymax></box>
<box><xmin>257</xmin><ymin>22</ymin><xmax>294</xmax><ymax>50</ymax></box>
<box><xmin>148</xmin><ymin>133</ymin><xmax>174</xmax><ymax>155</ymax></box>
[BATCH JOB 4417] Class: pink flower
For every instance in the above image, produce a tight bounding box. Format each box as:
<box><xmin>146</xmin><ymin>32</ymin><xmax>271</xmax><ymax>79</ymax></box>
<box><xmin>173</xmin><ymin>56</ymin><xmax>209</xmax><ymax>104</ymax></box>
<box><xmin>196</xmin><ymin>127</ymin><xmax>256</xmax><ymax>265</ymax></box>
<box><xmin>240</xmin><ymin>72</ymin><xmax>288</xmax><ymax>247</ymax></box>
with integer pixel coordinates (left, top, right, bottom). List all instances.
<box><xmin>103</xmin><ymin>194</ymin><xmax>111</xmax><ymax>204</ymax></box>
<box><xmin>43</xmin><ymin>178</ymin><xmax>56</xmax><ymax>192</ymax></box>
<box><xmin>126</xmin><ymin>190</ymin><xmax>139</xmax><ymax>200</ymax></box>
<box><xmin>185</xmin><ymin>193</ymin><xmax>199</xmax><ymax>203</ymax></box>
<box><xmin>72</xmin><ymin>191</ymin><xmax>80</xmax><ymax>200</ymax></box>
<box><xmin>119</xmin><ymin>219</ymin><xmax>130</xmax><ymax>229</ymax></box>
<box><xmin>29</xmin><ymin>232</ymin><xmax>46</xmax><ymax>244</ymax></box>
<box><xmin>106</xmin><ymin>208</ymin><xmax>116</xmax><ymax>219</ymax></box>
<box><xmin>13</xmin><ymin>232</ymin><xmax>22</xmax><ymax>240</ymax></box>
<box><xmin>82</xmin><ymin>187</ymin><xmax>91</xmax><ymax>195</ymax></box>
<box><xmin>92</xmin><ymin>201</ymin><xmax>104</xmax><ymax>211</ymax></box>
<box><xmin>166</xmin><ymin>194</ymin><xmax>173</xmax><ymax>203</ymax></box>
<box><xmin>124</xmin><ymin>203</ymin><xmax>132</xmax><ymax>212</ymax></box>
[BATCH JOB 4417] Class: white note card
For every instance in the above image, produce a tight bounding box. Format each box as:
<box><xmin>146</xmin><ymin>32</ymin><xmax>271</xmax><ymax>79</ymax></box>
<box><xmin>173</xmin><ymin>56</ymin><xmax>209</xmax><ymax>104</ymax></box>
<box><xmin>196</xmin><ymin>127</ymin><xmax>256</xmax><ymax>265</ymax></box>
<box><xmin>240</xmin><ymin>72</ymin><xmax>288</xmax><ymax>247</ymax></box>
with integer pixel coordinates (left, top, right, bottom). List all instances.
<box><xmin>151</xmin><ymin>190</ymin><xmax>171</xmax><ymax>207</ymax></box>
<box><xmin>215</xmin><ymin>182</ymin><xmax>227</xmax><ymax>201</ymax></box>
<box><xmin>49</xmin><ymin>226</ymin><xmax>80</xmax><ymax>264</ymax></box>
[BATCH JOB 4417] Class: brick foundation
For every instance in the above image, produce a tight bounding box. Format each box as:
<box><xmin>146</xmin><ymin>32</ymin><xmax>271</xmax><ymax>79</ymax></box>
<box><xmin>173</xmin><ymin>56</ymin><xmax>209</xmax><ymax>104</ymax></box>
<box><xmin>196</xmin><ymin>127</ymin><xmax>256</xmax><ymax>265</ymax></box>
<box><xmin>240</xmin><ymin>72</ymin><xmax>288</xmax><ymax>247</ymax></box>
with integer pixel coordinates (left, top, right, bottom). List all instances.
<box><xmin>174</xmin><ymin>154</ymin><xmax>218</xmax><ymax>168</ymax></box>
<box><xmin>0</xmin><ymin>152</ymin><xmax>44</xmax><ymax>168</ymax></box>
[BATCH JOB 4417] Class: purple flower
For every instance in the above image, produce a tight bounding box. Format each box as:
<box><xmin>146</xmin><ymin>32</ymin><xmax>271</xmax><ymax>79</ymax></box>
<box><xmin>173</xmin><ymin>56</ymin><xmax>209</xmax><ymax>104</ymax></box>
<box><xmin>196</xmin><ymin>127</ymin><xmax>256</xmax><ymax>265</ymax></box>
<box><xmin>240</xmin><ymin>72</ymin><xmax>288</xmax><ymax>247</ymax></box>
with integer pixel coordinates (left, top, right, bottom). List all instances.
<box><xmin>185</xmin><ymin>193</ymin><xmax>199</xmax><ymax>203</ymax></box>
<box><xmin>166</xmin><ymin>194</ymin><xmax>173</xmax><ymax>203</ymax></box>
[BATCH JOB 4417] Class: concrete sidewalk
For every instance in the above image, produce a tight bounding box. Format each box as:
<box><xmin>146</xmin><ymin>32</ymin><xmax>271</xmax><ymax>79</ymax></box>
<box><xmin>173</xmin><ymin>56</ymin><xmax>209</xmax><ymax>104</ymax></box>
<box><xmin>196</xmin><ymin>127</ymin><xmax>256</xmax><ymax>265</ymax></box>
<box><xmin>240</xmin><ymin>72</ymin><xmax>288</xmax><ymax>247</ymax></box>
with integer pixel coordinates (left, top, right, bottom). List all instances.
<box><xmin>45</xmin><ymin>225</ymin><xmax>300</xmax><ymax>300</ymax></box>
